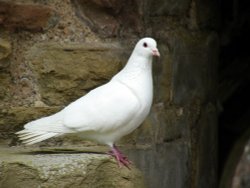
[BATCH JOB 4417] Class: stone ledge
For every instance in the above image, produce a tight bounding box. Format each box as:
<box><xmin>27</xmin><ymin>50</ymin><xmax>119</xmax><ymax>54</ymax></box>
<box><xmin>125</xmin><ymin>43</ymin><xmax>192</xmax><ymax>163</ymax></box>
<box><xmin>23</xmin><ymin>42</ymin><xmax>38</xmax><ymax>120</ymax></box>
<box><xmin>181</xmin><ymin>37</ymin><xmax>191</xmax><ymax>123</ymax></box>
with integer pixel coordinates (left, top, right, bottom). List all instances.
<box><xmin>0</xmin><ymin>146</ymin><xmax>145</xmax><ymax>188</ymax></box>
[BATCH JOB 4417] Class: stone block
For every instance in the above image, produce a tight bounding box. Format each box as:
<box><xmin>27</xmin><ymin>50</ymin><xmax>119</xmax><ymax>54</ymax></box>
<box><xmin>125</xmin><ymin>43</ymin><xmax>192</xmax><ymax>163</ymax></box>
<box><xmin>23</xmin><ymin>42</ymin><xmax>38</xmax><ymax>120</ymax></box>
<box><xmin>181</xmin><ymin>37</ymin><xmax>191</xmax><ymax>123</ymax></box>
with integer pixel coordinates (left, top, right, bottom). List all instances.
<box><xmin>27</xmin><ymin>42</ymin><xmax>126</xmax><ymax>106</ymax></box>
<box><xmin>126</xmin><ymin>142</ymin><xmax>189</xmax><ymax>188</ymax></box>
<box><xmin>72</xmin><ymin>0</ymin><xmax>143</xmax><ymax>37</ymax></box>
<box><xmin>168</xmin><ymin>30</ymin><xmax>219</xmax><ymax>105</ymax></box>
<box><xmin>0</xmin><ymin>146</ymin><xmax>145</xmax><ymax>188</ymax></box>
<box><xmin>0</xmin><ymin>1</ymin><xmax>59</xmax><ymax>31</ymax></box>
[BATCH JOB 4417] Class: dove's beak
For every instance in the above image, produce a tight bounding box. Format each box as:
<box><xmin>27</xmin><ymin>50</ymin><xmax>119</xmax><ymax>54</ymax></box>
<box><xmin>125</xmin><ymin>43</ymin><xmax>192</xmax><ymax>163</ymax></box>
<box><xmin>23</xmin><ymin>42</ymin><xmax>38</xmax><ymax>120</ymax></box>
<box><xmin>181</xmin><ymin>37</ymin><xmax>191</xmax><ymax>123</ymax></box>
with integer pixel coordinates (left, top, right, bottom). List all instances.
<box><xmin>152</xmin><ymin>49</ymin><xmax>160</xmax><ymax>57</ymax></box>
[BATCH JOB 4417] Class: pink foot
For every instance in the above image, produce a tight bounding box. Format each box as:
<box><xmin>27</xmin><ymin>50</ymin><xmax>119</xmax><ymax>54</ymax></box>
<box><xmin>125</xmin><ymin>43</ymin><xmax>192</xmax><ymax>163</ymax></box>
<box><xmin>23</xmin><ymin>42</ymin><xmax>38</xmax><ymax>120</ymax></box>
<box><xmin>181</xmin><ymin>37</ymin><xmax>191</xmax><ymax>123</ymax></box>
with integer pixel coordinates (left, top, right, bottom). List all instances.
<box><xmin>108</xmin><ymin>145</ymin><xmax>132</xmax><ymax>168</ymax></box>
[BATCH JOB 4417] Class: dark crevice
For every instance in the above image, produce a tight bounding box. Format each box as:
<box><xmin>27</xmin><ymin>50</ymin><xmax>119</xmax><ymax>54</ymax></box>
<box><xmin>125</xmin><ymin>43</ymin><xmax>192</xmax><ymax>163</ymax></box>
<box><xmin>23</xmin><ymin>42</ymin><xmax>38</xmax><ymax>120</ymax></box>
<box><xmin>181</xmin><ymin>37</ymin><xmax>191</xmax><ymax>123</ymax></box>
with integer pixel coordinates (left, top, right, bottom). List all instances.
<box><xmin>218</xmin><ymin>0</ymin><xmax>250</xmax><ymax>184</ymax></box>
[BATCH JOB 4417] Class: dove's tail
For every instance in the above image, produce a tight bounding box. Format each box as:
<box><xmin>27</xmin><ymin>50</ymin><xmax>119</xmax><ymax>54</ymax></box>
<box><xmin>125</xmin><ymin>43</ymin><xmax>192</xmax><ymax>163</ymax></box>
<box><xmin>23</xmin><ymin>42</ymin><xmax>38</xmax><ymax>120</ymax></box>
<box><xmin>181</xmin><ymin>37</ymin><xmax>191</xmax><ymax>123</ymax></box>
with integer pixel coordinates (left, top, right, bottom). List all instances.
<box><xmin>15</xmin><ymin>112</ymin><xmax>69</xmax><ymax>145</ymax></box>
<box><xmin>16</xmin><ymin>129</ymin><xmax>62</xmax><ymax>145</ymax></box>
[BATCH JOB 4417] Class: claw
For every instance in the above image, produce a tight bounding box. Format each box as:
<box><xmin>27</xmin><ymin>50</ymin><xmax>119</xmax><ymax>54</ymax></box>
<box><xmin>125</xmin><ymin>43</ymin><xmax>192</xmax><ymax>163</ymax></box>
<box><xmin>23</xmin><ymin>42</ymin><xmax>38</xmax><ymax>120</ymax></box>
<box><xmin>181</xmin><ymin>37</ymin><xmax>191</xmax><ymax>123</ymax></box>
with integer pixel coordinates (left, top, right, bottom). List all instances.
<box><xmin>107</xmin><ymin>145</ymin><xmax>132</xmax><ymax>169</ymax></box>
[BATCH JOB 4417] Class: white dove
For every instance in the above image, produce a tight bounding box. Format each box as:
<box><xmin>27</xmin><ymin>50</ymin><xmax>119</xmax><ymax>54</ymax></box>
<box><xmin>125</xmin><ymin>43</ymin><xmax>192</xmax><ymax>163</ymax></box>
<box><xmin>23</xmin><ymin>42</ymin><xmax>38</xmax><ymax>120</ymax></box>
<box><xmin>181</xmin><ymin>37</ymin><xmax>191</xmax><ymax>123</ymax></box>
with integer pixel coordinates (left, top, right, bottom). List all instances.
<box><xmin>16</xmin><ymin>37</ymin><xmax>160</xmax><ymax>167</ymax></box>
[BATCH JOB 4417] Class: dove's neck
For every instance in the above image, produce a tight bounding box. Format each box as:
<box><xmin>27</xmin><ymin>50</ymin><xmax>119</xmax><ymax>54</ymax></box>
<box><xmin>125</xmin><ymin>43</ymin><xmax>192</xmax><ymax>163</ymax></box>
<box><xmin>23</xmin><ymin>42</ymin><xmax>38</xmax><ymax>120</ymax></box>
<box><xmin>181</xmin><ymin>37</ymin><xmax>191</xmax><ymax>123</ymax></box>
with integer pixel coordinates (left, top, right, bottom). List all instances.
<box><xmin>117</xmin><ymin>54</ymin><xmax>153</xmax><ymax>79</ymax></box>
<box><xmin>112</xmin><ymin>53</ymin><xmax>153</xmax><ymax>107</ymax></box>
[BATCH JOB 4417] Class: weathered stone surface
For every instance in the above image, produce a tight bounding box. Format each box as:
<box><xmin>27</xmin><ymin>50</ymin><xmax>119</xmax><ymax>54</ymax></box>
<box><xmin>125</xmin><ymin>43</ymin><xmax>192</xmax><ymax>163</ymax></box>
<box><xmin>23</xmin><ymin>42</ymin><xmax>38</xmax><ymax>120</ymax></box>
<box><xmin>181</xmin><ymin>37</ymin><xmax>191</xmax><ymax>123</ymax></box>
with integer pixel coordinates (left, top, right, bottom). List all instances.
<box><xmin>0</xmin><ymin>33</ymin><xmax>11</xmax><ymax>102</ymax></box>
<box><xmin>27</xmin><ymin>42</ymin><xmax>126</xmax><ymax>106</ymax></box>
<box><xmin>195</xmin><ymin>0</ymin><xmax>219</xmax><ymax>29</ymax></box>
<box><xmin>169</xmin><ymin>30</ymin><xmax>218</xmax><ymax>105</ymax></box>
<box><xmin>192</xmin><ymin>102</ymin><xmax>218</xmax><ymax>188</ymax></box>
<box><xmin>148</xmin><ymin>0</ymin><xmax>191</xmax><ymax>16</ymax></box>
<box><xmin>167</xmin><ymin>30</ymin><xmax>218</xmax><ymax>188</ymax></box>
<box><xmin>126</xmin><ymin>142</ymin><xmax>189</xmax><ymax>188</ymax></box>
<box><xmin>0</xmin><ymin>146</ymin><xmax>145</xmax><ymax>188</ymax></box>
<box><xmin>72</xmin><ymin>0</ymin><xmax>143</xmax><ymax>37</ymax></box>
<box><xmin>0</xmin><ymin>1</ymin><xmax>59</xmax><ymax>31</ymax></box>
<box><xmin>0</xmin><ymin>37</ymin><xmax>11</xmax><ymax>62</ymax></box>
<box><xmin>0</xmin><ymin>73</ymin><xmax>11</xmax><ymax>102</ymax></box>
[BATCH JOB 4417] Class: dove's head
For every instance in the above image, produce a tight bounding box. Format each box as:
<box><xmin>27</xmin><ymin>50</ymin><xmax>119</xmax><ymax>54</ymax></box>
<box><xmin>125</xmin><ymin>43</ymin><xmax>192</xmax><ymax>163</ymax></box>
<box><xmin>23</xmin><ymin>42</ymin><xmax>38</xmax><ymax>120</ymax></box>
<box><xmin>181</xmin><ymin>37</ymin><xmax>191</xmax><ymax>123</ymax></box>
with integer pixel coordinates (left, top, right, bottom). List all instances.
<box><xmin>134</xmin><ymin>37</ymin><xmax>160</xmax><ymax>58</ymax></box>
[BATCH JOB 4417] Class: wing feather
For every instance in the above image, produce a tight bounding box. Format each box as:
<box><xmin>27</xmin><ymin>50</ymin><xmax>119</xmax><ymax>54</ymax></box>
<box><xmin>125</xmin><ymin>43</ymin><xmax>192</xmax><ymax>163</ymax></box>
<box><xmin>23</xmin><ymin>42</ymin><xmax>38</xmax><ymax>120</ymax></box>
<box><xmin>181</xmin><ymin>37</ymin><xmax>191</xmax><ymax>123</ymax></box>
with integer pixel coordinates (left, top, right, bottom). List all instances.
<box><xmin>63</xmin><ymin>80</ymin><xmax>140</xmax><ymax>133</ymax></box>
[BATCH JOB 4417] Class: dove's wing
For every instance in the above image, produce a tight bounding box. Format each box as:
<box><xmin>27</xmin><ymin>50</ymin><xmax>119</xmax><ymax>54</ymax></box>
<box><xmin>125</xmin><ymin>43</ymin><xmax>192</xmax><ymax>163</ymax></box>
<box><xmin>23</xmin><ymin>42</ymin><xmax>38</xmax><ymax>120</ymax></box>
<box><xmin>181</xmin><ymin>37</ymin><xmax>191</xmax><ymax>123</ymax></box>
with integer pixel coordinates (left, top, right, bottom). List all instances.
<box><xmin>17</xmin><ymin>80</ymin><xmax>140</xmax><ymax>145</ymax></box>
<box><xmin>62</xmin><ymin>80</ymin><xmax>141</xmax><ymax>133</ymax></box>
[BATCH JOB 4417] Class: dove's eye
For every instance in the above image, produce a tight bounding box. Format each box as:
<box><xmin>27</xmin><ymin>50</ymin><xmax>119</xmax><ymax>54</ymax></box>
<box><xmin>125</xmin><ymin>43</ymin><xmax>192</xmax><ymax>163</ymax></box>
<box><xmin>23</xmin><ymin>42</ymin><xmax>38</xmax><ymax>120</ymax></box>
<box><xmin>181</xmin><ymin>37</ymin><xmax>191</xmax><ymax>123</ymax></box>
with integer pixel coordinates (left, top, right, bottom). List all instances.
<box><xmin>143</xmin><ymin>42</ymin><xmax>148</xmax><ymax>48</ymax></box>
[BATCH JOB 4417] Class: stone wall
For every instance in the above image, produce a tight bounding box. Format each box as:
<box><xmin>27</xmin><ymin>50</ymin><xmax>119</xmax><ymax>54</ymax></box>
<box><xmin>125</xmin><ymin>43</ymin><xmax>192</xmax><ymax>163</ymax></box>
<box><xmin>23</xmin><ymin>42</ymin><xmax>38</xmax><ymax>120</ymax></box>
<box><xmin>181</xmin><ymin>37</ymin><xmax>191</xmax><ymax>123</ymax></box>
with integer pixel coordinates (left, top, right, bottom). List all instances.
<box><xmin>0</xmin><ymin>0</ymin><xmax>219</xmax><ymax>187</ymax></box>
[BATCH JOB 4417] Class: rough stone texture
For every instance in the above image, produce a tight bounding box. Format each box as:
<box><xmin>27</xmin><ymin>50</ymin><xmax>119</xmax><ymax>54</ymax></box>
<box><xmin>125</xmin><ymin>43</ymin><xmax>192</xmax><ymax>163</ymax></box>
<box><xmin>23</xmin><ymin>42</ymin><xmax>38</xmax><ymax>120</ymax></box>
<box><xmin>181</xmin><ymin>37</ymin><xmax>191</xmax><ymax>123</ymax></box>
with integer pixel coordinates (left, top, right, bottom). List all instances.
<box><xmin>0</xmin><ymin>146</ymin><xmax>145</xmax><ymax>188</ymax></box>
<box><xmin>126</xmin><ymin>142</ymin><xmax>189</xmax><ymax>188</ymax></box>
<box><xmin>166</xmin><ymin>30</ymin><xmax>218</xmax><ymax>105</ymax></box>
<box><xmin>168</xmin><ymin>30</ymin><xmax>218</xmax><ymax>188</ymax></box>
<box><xmin>0</xmin><ymin>32</ymin><xmax>11</xmax><ymax>103</ymax></box>
<box><xmin>27</xmin><ymin>42</ymin><xmax>125</xmax><ymax>106</ymax></box>
<box><xmin>72</xmin><ymin>0</ymin><xmax>143</xmax><ymax>38</ymax></box>
<box><xmin>148</xmin><ymin>0</ymin><xmax>191</xmax><ymax>16</ymax></box>
<box><xmin>0</xmin><ymin>36</ymin><xmax>11</xmax><ymax>62</ymax></box>
<box><xmin>0</xmin><ymin>71</ymin><xmax>11</xmax><ymax>102</ymax></box>
<box><xmin>0</xmin><ymin>1</ymin><xmax>59</xmax><ymax>31</ymax></box>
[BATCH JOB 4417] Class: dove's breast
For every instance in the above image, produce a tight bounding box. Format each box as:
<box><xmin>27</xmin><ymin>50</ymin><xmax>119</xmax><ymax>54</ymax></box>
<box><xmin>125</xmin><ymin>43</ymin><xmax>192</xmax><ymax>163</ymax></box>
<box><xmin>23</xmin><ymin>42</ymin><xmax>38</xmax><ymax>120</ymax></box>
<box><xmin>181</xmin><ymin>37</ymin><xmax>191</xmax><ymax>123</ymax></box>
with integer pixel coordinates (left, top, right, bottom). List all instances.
<box><xmin>110</xmin><ymin>68</ymin><xmax>154</xmax><ymax>138</ymax></box>
<box><xmin>66</xmin><ymin>57</ymin><xmax>154</xmax><ymax>145</ymax></box>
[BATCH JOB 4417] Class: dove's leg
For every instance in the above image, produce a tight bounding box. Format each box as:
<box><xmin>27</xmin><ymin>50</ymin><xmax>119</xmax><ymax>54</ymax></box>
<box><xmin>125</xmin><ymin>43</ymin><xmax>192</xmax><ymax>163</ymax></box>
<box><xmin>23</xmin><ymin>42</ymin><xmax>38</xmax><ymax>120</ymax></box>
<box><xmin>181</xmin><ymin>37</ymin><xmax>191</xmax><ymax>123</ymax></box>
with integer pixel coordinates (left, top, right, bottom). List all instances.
<box><xmin>108</xmin><ymin>144</ymin><xmax>132</xmax><ymax>167</ymax></box>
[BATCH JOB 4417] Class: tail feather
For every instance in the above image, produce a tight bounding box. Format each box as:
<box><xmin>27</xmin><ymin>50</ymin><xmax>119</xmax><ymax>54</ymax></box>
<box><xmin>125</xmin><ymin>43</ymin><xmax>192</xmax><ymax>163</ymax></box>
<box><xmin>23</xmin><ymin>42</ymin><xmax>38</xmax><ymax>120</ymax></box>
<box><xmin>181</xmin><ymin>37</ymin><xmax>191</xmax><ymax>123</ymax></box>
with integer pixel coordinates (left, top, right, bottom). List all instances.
<box><xmin>16</xmin><ymin>130</ymin><xmax>62</xmax><ymax>145</ymax></box>
<box><xmin>15</xmin><ymin>112</ymin><xmax>71</xmax><ymax>145</ymax></box>
<box><xmin>19</xmin><ymin>132</ymin><xmax>43</xmax><ymax>140</ymax></box>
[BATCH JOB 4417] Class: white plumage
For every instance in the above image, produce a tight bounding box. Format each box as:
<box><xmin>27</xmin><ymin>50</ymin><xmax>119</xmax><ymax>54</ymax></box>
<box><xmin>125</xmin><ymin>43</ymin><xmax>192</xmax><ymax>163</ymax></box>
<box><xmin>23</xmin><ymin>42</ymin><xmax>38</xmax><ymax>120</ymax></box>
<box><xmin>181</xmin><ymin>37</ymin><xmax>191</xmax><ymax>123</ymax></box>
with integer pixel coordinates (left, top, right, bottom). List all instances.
<box><xmin>16</xmin><ymin>37</ymin><xmax>160</xmax><ymax>166</ymax></box>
